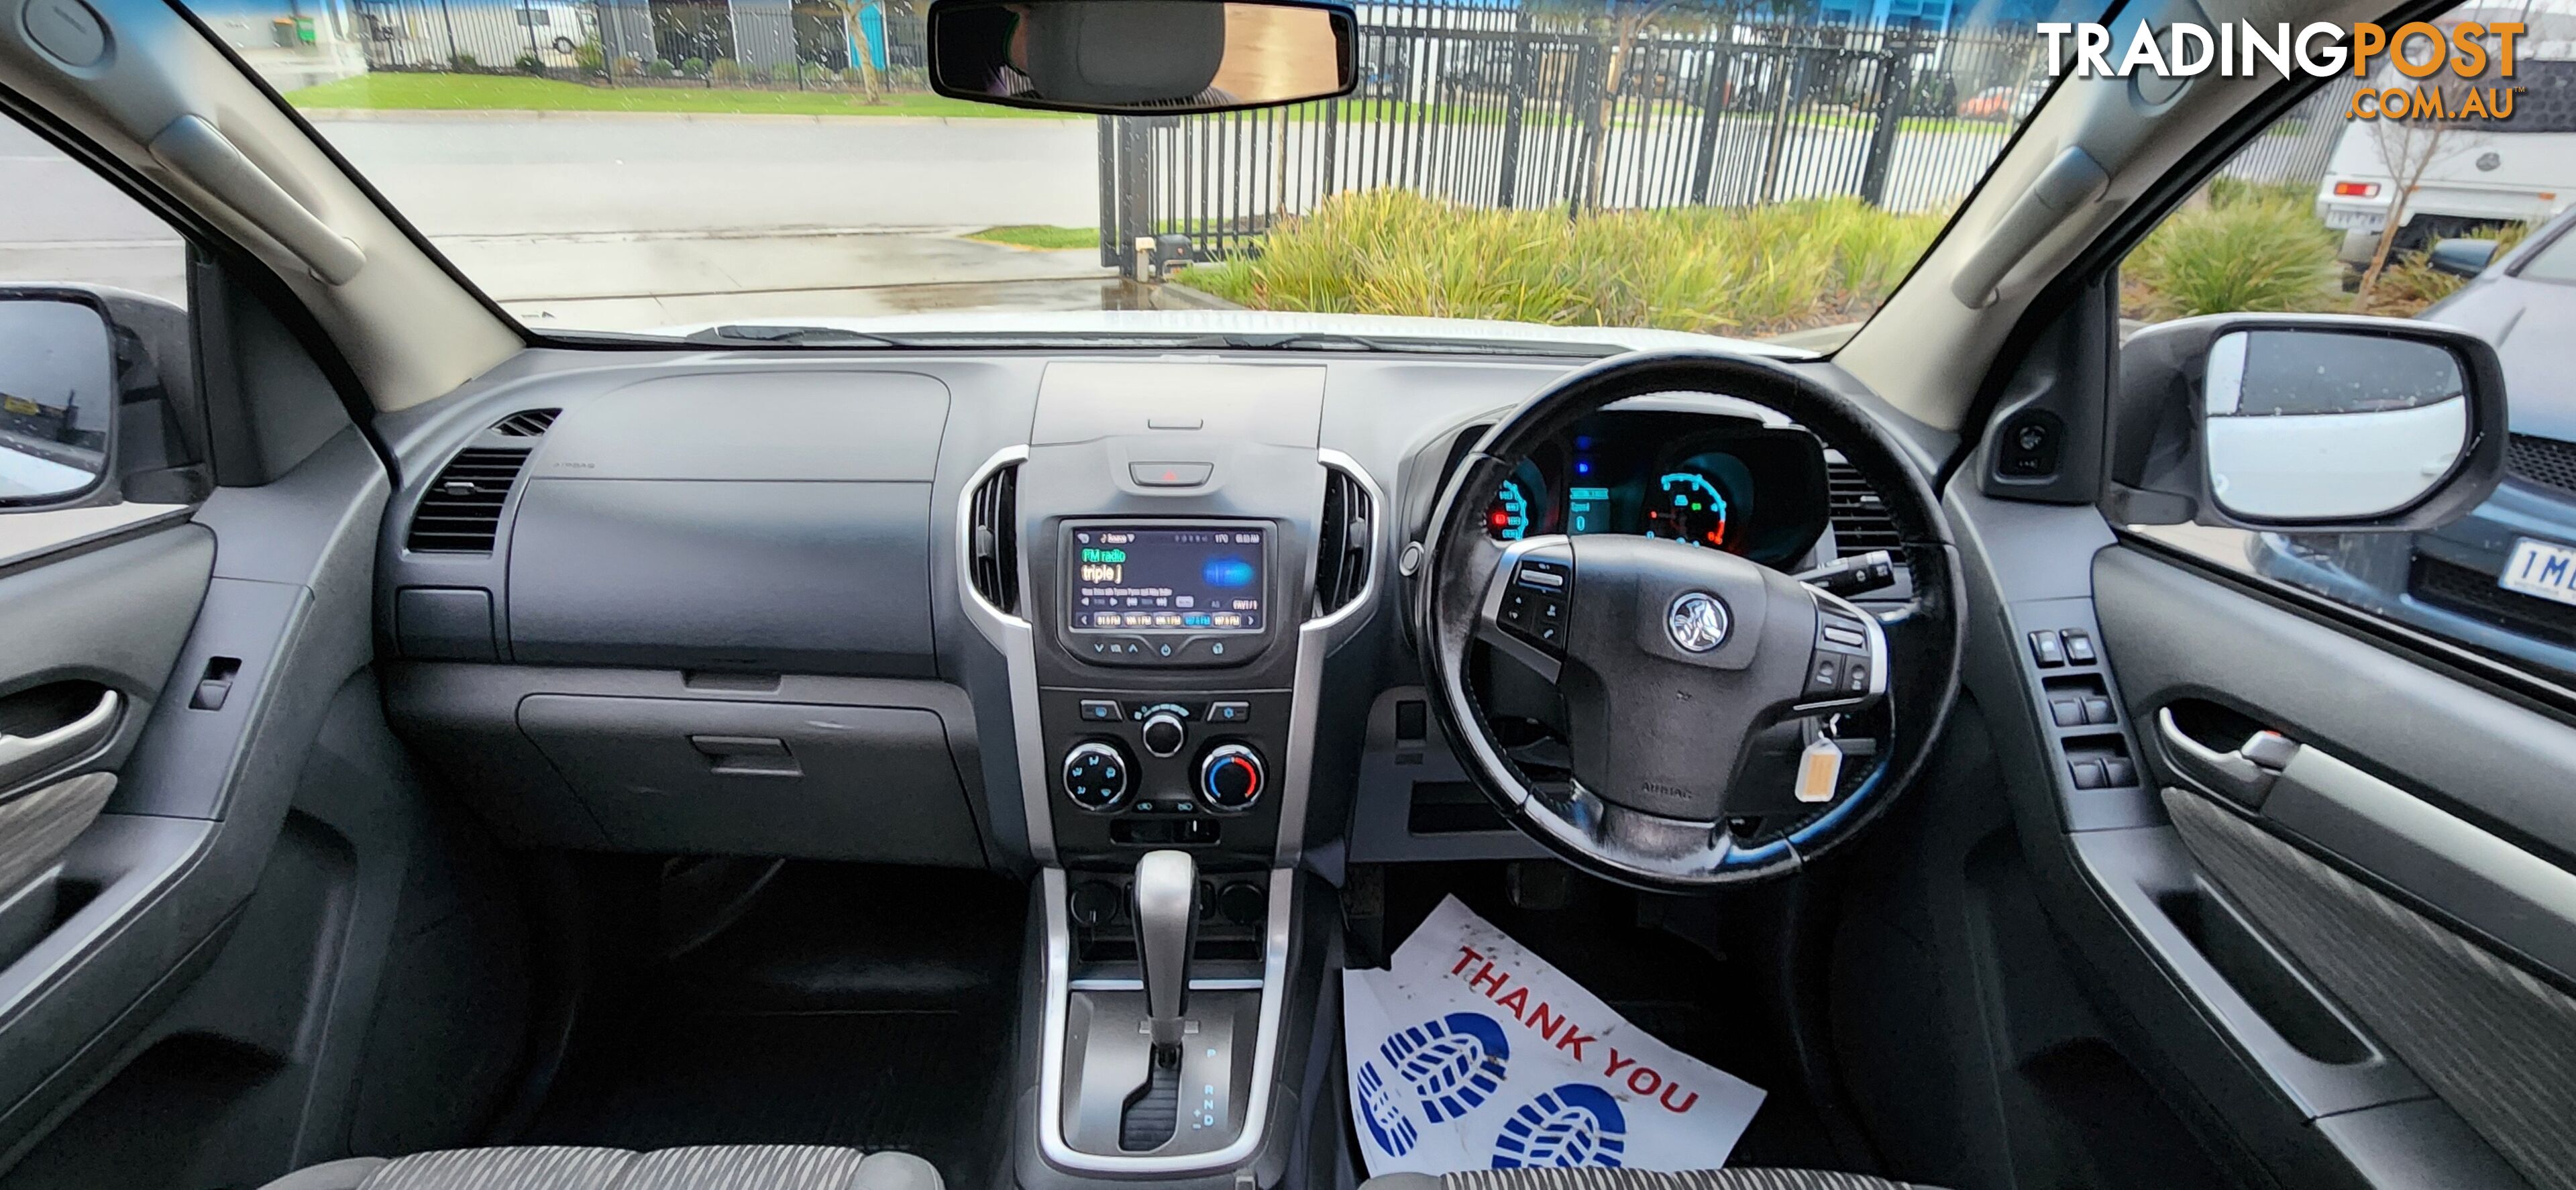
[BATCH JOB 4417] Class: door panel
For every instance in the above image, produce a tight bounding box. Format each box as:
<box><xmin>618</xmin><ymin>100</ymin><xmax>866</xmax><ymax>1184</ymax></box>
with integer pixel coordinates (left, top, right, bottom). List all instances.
<box><xmin>2093</xmin><ymin>543</ymin><xmax>2576</xmax><ymax>1190</ymax></box>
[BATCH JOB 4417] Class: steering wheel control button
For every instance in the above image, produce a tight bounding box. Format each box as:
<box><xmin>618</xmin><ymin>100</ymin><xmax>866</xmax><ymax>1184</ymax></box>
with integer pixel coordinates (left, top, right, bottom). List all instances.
<box><xmin>2028</xmin><ymin>630</ymin><xmax>2067</xmax><ymax>667</ymax></box>
<box><xmin>1820</xmin><ymin>622</ymin><xmax>1866</xmax><ymax>649</ymax></box>
<box><xmin>2060</xmin><ymin>630</ymin><xmax>2098</xmax><ymax>665</ymax></box>
<box><xmin>1128</xmin><ymin>462</ymin><xmax>1214</xmax><ymax>487</ymax></box>
<box><xmin>1139</xmin><ymin>709</ymin><xmax>1188</xmax><ymax>757</ymax></box>
<box><xmin>1844</xmin><ymin>664</ymin><xmax>1870</xmax><ymax>694</ymax></box>
<box><xmin>1061</xmin><ymin>741</ymin><xmax>1133</xmax><ymax>812</ymax></box>
<box><xmin>1666</xmin><ymin>591</ymin><xmax>1731</xmax><ymax>653</ymax></box>
<box><xmin>1079</xmin><ymin>700</ymin><xmax>1122</xmax><ymax>723</ymax></box>
<box><xmin>1205</xmin><ymin>700</ymin><xmax>1251</xmax><ymax>724</ymax></box>
<box><xmin>1808</xmin><ymin>655</ymin><xmax>1843</xmax><ymax>693</ymax></box>
<box><xmin>1199</xmin><ymin>744</ymin><xmax>1265</xmax><ymax>812</ymax></box>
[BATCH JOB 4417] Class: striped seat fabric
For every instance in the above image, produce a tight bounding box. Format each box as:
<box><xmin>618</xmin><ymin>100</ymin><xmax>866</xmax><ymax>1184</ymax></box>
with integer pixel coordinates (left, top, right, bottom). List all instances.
<box><xmin>256</xmin><ymin>1144</ymin><xmax>943</xmax><ymax>1190</ymax></box>
<box><xmin>1366</xmin><ymin>1167</ymin><xmax>1939</xmax><ymax>1190</ymax></box>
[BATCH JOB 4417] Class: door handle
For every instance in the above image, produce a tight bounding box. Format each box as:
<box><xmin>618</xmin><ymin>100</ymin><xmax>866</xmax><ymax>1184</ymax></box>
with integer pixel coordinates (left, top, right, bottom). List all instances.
<box><xmin>0</xmin><ymin>690</ymin><xmax>121</xmax><ymax>790</ymax></box>
<box><xmin>2154</xmin><ymin>706</ymin><xmax>2298</xmax><ymax>808</ymax></box>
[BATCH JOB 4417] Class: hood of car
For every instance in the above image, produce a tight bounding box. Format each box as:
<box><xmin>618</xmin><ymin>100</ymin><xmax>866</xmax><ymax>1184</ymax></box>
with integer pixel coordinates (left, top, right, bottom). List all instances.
<box><xmin>650</xmin><ymin>309</ymin><xmax>1816</xmax><ymax>359</ymax></box>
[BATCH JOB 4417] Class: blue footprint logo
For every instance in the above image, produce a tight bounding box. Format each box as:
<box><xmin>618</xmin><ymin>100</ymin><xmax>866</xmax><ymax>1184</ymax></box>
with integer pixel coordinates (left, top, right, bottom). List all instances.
<box><xmin>1491</xmin><ymin>1083</ymin><xmax>1629</xmax><ymax>1170</ymax></box>
<box><xmin>1380</xmin><ymin>1012</ymin><xmax>1512</xmax><ymax>1122</ymax></box>
<box><xmin>1356</xmin><ymin>1061</ymin><xmax>1420</xmax><ymax>1156</ymax></box>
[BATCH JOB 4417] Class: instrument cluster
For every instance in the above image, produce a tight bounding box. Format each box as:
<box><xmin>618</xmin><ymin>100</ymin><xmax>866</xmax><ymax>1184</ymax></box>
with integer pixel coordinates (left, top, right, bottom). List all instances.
<box><xmin>1482</xmin><ymin>411</ymin><xmax>1833</xmax><ymax>567</ymax></box>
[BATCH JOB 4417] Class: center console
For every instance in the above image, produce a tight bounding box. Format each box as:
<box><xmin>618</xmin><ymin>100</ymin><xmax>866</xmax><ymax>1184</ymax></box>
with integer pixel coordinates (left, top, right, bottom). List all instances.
<box><xmin>958</xmin><ymin>362</ymin><xmax>1377</xmax><ymax>1184</ymax></box>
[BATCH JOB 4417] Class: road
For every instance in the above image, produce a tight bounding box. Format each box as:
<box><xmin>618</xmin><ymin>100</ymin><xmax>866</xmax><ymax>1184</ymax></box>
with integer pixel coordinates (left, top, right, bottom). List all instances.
<box><xmin>0</xmin><ymin>113</ymin><xmax>1122</xmax><ymax>329</ymax></box>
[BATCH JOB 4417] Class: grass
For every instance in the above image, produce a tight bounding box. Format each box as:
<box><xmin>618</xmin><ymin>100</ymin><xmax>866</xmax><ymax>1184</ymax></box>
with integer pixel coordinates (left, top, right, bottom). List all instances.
<box><xmin>2123</xmin><ymin>181</ymin><xmax>2345</xmax><ymax>321</ymax></box>
<box><xmin>967</xmin><ymin>225</ymin><xmax>1097</xmax><ymax>250</ymax></box>
<box><xmin>282</xmin><ymin>72</ymin><xmax>1075</xmax><ymax>119</ymax></box>
<box><xmin>1176</xmin><ymin>188</ymin><xmax>1947</xmax><ymax>337</ymax></box>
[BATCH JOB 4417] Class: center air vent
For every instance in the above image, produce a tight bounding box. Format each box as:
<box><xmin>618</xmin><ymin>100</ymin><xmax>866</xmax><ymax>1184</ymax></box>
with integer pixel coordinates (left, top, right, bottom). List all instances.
<box><xmin>407</xmin><ymin>447</ymin><xmax>531</xmax><ymax>553</ymax></box>
<box><xmin>1313</xmin><ymin>466</ymin><xmax>1373</xmax><ymax>617</ymax></box>
<box><xmin>968</xmin><ymin>464</ymin><xmax>1020</xmax><ymax>614</ymax></box>
<box><xmin>492</xmin><ymin>409</ymin><xmax>560</xmax><ymax>437</ymax></box>
<box><xmin>1826</xmin><ymin>461</ymin><xmax>1902</xmax><ymax>558</ymax></box>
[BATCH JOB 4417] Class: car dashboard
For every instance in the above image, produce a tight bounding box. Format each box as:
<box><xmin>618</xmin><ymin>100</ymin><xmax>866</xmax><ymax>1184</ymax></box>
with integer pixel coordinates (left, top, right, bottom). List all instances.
<box><xmin>365</xmin><ymin>349</ymin><xmax>1911</xmax><ymax>878</ymax></box>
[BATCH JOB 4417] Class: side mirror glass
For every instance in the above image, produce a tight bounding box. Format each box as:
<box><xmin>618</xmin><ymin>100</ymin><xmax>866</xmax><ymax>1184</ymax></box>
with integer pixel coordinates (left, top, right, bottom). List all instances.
<box><xmin>2426</xmin><ymin>237</ymin><xmax>2501</xmax><ymax>278</ymax></box>
<box><xmin>2202</xmin><ymin>330</ymin><xmax>2468</xmax><ymax>521</ymax></box>
<box><xmin>0</xmin><ymin>296</ymin><xmax>115</xmax><ymax>506</ymax></box>
<box><xmin>927</xmin><ymin>0</ymin><xmax>1356</xmax><ymax>115</ymax></box>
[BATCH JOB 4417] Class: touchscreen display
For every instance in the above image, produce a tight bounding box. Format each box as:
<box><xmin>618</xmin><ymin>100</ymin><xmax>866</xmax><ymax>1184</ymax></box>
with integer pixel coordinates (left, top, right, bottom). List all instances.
<box><xmin>1071</xmin><ymin>527</ymin><xmax>1265</xmax><ymax>632</ymax></box>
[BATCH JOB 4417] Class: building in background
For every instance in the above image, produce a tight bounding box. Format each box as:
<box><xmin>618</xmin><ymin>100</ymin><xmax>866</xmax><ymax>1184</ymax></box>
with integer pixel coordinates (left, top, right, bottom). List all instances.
<box><xmin>184</xmin><ymin>0</ymin><xmax>370</xmax><ymax>87</ymax></box>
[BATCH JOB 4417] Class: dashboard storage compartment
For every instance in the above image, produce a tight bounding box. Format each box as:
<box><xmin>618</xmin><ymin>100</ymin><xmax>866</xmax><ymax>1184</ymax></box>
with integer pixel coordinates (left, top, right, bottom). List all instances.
<box><xmin>517</xmin><ymin>694</ymin><xmax>980</xmax><ymax>864</ymax></box>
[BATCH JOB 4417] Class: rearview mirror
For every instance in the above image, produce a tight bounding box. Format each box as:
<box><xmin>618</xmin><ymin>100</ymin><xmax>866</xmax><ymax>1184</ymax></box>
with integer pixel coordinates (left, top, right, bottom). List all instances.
<box><xmin>2426</xmin><ymin>237</ymin><xmax>2501</xmax><ymax>278</ymax></box>
<box><xmin>926</xmin><ymin>0</ymin><xmax>1356</xmax><ymax>115</ymax></box>
<box><xmin>2111</xmin><ymin>314</ymin><xmax>2508</xmax><ymax>532</ymax></box>
<box><xmin>0</xmin><ymin>295</ymin><xmax>115</xmax><ymax>506</ymax></box>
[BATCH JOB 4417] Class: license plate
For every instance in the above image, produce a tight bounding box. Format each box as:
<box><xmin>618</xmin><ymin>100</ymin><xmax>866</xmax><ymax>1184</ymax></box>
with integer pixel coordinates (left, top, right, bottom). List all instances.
<box><xmin>2500</xmin><ymin>538</ymin><xmax>2576</xmax><ymax>607</ymax></box>
<box><xmin>2324</xmin><ymin>207</ymin><xmax>2383</xmax><ymax>231</ymax></box>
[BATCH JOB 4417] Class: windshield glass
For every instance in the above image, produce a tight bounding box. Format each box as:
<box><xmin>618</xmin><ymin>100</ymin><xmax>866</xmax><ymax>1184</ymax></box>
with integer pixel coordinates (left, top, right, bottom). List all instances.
<box><xmin>183</xmin><ymin>0</ymin><xmax>2104</xmax><ymax>347</ymax></box>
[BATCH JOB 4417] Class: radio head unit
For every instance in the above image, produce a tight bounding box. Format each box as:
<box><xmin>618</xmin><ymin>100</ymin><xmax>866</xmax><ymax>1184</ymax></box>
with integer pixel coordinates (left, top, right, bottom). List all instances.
<box><xmin>1063</xmin><ymin>523</ymin><xmax>1273</xmax><ymax>667</ymax></box>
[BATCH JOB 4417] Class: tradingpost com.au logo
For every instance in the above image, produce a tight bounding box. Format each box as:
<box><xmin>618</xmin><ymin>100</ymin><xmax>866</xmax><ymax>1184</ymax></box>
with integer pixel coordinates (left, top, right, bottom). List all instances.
<box><xmin>2035</xmin><ymin>19</ymin><xmax>2529</xmax><ymax>121</ymax></box>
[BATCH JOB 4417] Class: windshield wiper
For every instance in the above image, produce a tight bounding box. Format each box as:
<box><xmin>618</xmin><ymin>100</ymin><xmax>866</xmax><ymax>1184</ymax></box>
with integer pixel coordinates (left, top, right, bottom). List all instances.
<box><xmin>1220</xmin><ymin>332</ymin><xmax>1615</xmax><ymax>358</ymax></box>
<box><xmin>684</xmin><ymin>324</ymin><xmax>906</xmax><ymax>347</ymax></box>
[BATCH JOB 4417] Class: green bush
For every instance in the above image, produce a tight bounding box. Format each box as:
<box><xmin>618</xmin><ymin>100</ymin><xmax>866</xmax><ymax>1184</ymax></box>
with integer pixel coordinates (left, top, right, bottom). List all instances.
<box><xmin>612</xmin><ymin>54</ymin><xmax>643</xmax><ymax>77</ymax></box>
<box><xmin>681</xmin><ymin>56</ymin><xmax>708</xmax><ymax>76</ymax></box>
<box><xmin>575</xmin><ymin>40</ymin><xmax>606</xmax><ymax>74</ymax></box>
<box><xmin>647</xmin><ymin>58</ymin><xmax>675</xmax><ymax>78</ymax></box>
<box><xmin>514</xmin><ymin>52</ymin><xmax>545</xmax><ymax>74</ymax></box>
<box><xmin>449</xmin><ymin>52</ymin><xmax>478</xmax><ymax>70</ymax></box>
<box><xmin>1177</xmin><ymin>189</ymin><xmax>1947</xmax><ymax>337</ymax></box>
<box><xmin>2125</xmin><ymin>188</ymin><xmax>2343</xmax><ymax>320</ymax></box>
<box><xmin>767</xmin><ymin>62</ymin><xmax>798</xmax><ymax>83</ymax></box>
<box><xmin>710</xmin><ymin>56</ymin><xmax>745</xmax><ymax>83</ymax></box>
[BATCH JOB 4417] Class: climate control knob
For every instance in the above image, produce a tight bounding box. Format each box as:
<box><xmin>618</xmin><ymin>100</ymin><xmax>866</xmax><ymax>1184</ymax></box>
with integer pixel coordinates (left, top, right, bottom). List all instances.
<box><xmin>1139</xmin><ymin>710</ymin><xmax>1187</xmax><ymax>758</ymax></box>
<box><xmin>1198</xmin><ymin>744</ymin><xmax>1265</xmax><ymax>814</ymax></box>
<box><xmin>1062</xmin><ymin>741</ymin><xmax>1132</xmax><ymax>812</ymax></box>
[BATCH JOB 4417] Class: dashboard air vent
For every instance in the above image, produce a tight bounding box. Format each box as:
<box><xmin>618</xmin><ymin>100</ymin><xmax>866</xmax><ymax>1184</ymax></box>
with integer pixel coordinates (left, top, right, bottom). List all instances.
<box><xmin>1826</xmin><ymin>462</ymin><xmax>1902</xmax><ymax>558</ymax></box>
<box><xmin>969</xmin><ymin>464</ymin><xmax>1020</xmax><ymax>614</ymax></box>
<box><xmin>491</xmin><ymin>409</ymin><xmax>560</xmax><ymax>437</ymax></box>
<box><xmin>407</xmin><ymin>447</ymin><xmax>531</xmax><ymax>553</ymax></box>
<box><xmin>1313</xmin><ymin>466</ymin><xmax>1372</xmax><ymax>617</ymax></box>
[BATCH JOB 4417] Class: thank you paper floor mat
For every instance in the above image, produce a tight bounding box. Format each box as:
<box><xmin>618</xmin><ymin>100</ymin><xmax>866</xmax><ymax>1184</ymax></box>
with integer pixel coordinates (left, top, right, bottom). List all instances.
<box><xmin>1342</xmin><ymin>896</ymin><xmax>1765</xmax><ymax>1176</ymax></box>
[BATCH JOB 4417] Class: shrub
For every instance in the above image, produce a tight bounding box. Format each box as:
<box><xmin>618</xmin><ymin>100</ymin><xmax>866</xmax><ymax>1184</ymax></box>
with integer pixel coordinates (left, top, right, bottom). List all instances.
<box><xmin>681</xmin><ymin>56</ymin><xmax>708</xmax><ymax>76</ymax></box>
<box><xmin>613</xmin><ymin>54</ymin><xmax>643</xmax><ymax>77</ymax></box>
<box><xmin>1175</xmin><ymin>189</ymin><xmax>1947</xmax><ymax>337</ymax></box>
<box><xmin>767</xmin><ymin>62</ymin><xmax>798</xmax><ymax>83</ymax></box>
<box><xmin>710</xmin><ymin>56</ymin><xmax>744</xmax><ymax>82</ymax></box>
<box><xmin>647</xmin><ymin>58</ymin><xmax>676</xmax><ymax>78</ymax></box>
<box><xmin>575</xmin><ymin>41</ymin><xmax>605</xmax><ymax>74</ymax></box>
<box><xmin>2125</xmin><ymin>188</ymin><xmax>2343</xmax><ymax>320</ymax></box>
<box><xmin>842</xmin><ymin>66</ymin><xmax>871</xmax><ymax>87</ymax></box>
<box><xmin>514</xmin><ymin>52</ymin><xmax>545</xmax><ymax>74</ymax></box>
<box><xmin>449</xmin><ymin>51</ymin><xmax>478</xmax><ymax>70</ymax></box>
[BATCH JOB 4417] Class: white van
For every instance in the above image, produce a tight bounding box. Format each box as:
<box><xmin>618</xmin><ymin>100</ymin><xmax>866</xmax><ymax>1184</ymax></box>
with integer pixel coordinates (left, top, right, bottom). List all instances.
<box><xmin>2315</xmin><ymin>57</ymin><xmax>2576</xmax><ymax>255</ymax></box>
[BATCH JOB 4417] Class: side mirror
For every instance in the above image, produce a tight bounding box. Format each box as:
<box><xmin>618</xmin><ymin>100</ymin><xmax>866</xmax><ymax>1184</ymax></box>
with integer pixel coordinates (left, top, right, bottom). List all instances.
<box><xmin>2112</xmin><ymin>313</ymin><xmax>2508</xmax><ymax>532</ymax></box>
<box><xmin>2426</xmin><ymin>237</ymin><xmax>2501</xmax><ymax>278</ymax></box>
<box><xmin>0</xmin><ymin>292</ymin><xmax>117</xmax><ymax>507</ymax></box>
<box><xmin>926</xmin><ymin>0</ymin><xmax>1356</xmax><ymax>115</ymax></box>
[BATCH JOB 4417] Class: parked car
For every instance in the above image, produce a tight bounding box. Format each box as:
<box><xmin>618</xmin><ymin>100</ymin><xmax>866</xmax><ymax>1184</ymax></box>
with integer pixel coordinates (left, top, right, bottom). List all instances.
<box><xmin>2253</xmin><ymin>206</ymin><xmax>2576</xmax><ymax>675</ymax></box>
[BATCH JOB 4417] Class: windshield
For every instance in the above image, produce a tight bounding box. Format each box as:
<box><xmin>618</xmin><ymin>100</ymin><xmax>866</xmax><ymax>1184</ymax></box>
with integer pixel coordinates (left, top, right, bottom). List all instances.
<box><xmin>184</xmin><ymin>0</ymin><xmax>2102</xmax><ymax>348</ymax></box>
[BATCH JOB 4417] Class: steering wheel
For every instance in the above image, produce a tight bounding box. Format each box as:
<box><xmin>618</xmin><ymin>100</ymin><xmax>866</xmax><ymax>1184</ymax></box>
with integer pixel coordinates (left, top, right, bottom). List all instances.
<box><xmin>1415</xmin><ymin>351</ymin><xmax>1965</xmax><ymax>889</ymax></box>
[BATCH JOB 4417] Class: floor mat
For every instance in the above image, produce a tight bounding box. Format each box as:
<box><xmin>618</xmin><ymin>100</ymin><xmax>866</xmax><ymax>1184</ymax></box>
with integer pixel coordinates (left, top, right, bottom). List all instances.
<box><xmin>521</xmin><ymin>862</ymin><xmax>1023</xmax><ymax>1190</ymax></box>
<box><xmin>1377</xmin><ymin>863</ymin><xmax>1845</xmax><ymax>1173</ymax></box>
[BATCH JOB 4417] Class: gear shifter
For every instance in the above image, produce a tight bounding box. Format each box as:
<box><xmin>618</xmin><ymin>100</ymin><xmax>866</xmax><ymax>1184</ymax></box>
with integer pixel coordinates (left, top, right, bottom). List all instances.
<box><xmin>1131</xmin><ymin>849</ymin><xmax>1198</xmax><ymax>1046</ymax></box>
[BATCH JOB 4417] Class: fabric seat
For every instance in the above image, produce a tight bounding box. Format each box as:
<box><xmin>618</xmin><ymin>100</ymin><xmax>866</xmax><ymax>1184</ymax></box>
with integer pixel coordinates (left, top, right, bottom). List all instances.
<box><xmin>256</xmin><ymin>1144</ymin><xmax>944</xmax><ymax>1190</ymax></box>
<box><xmin>1363</xmin><ymin>1168</ymin><xmax>1939</xmax><ymax>1190</ymax></box>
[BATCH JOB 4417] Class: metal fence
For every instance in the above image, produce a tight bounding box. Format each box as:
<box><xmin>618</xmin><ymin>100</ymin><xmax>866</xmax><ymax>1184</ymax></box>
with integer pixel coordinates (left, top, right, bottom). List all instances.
<box><xmin>1105</xmin><ymin>7</ymin><xmax>2054</xmax><ymax>266</ymax></box>
<box><xmin>350</xmin><ymin>0</ymin><xmax>924</xmax><ymax>84</ymax></box>
<box><xmin>2218</xmin><ymin>74</ymin><xmax>2363</xmax><ymax>191</ymax></box>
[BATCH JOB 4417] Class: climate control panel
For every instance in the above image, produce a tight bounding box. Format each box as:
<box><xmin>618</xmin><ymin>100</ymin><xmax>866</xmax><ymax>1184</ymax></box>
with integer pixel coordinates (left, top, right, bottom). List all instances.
<box><xmin>1040</xmin><ymin>688</ymin><xmax>1292</xmax><ymax>860</ymax></box>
